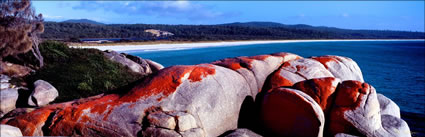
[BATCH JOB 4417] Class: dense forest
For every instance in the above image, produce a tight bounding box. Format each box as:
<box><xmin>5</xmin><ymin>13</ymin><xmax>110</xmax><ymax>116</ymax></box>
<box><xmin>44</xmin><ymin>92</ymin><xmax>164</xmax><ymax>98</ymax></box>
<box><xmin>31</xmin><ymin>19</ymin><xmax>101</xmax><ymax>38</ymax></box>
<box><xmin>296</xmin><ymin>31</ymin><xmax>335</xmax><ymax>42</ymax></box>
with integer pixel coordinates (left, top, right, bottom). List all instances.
<box><xmin>41</xmin><ymin>21</ymin><xmax>425</xmax><ymax>42</ymax></box>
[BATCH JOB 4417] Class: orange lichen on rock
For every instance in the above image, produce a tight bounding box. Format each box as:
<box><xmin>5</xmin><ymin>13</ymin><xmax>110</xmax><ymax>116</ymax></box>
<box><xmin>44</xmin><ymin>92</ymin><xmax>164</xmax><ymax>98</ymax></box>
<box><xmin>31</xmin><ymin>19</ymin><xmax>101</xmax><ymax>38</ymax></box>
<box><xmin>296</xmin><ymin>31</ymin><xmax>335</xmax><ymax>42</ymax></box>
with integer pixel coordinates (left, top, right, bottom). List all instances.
<box><xmin>3</xmin><ymin>102</ymin><xmax>72</xmax><ymax>136</ymax></box>
<box><xmin>292</xmin><ymin>77</ymin><xmax>339</xmax><ymax>113</ymax></box>
<box><xmin>28</xmin><ymin>66</ymin><xmax>197</xmax><ymax>136</ymax></box>
<box><xmin>328</xmin><ymin>80</ymin><xmax>370</xmax><ymax>136</ymax></box>
<box><xmin>123</xmin><ymin>65</ymin><xmax>193</xmax><ymax>102</ymax></box>
<box><xmin>237</xmin><ymin>57</ymin><xmax>256</xmax><ymax>69</ymax></box>
<box><xmin>263</xmin><ymin>69</ymin><xmax>294</xmax><ymax>92</ymax></box>
<box><xmin>5</xmin><ymin>108</ymin><xmax>54</xmax><ymax>136</ymax></box>
<box><xmin>260</xmin><ymin>88</ymin><xmax>322</xmax><ymax>137</ymax></box>
<box><xmin>282</xmin><ymin>61</ymin><xmax>291</xmax><ymax>68</ymax></box>
<box><xmin>249</xmin><ymin>55</ymin><xmax>271</xmax><ymax>61</ymax></box>
<box><xmin>188</xmin><ymin>64</ymin><xmax>216</xmax><ymax>82</ymax></box>
<box><xmin>212</xmin><ymin>58</ymin><xmax>244</xmax><ymax>70</ymax></box>
<box><xmin>334</xmin><ymin>80</ymin><xmax>369</xmax><ymax>108</ymax></box>
<box><xmin>311</xmin><ymin>56</ymin><xmax>338</xmax><ymax>69</ymax></box>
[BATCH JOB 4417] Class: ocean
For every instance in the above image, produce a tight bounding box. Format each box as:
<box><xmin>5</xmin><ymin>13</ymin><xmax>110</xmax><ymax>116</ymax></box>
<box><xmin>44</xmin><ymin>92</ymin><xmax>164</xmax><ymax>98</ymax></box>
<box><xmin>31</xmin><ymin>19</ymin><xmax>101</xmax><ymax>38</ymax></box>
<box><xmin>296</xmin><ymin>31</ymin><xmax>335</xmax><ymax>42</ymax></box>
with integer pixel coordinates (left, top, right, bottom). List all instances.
<box><xmin>128</xmin><ymin>40</ymin><xmax>425</xmax><ymax>116</ymax></box>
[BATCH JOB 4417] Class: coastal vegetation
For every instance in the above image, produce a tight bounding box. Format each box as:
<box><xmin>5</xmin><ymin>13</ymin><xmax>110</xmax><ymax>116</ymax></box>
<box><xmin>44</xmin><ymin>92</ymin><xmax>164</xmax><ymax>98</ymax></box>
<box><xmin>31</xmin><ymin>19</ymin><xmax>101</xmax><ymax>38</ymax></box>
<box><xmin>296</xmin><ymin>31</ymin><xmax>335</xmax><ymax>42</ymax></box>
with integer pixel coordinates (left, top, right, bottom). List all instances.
<box><xmin>41</xmin><ymin>21</ymin><xmax>425</xmax><ymax>42</ymax></box>
<box><xmin>25</xmin><ymin>41</ymin><xmax>141</xmax><ymax>102</ymax></box>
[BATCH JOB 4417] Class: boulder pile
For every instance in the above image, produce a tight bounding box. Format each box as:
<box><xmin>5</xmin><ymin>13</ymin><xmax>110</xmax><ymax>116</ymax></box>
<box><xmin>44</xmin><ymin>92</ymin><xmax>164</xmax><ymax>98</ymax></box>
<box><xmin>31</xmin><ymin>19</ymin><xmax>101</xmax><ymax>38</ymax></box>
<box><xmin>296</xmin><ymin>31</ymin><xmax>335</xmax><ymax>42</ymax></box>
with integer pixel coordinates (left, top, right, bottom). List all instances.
<box><xmin>0</xmin><ymin>52</ymin><xmax>411</xmax><ymax>137</ymax></box>
<box><xmin>103</xmin><ymin>50</ymin><xmax>164</xmax><ymax>75</ymax></box>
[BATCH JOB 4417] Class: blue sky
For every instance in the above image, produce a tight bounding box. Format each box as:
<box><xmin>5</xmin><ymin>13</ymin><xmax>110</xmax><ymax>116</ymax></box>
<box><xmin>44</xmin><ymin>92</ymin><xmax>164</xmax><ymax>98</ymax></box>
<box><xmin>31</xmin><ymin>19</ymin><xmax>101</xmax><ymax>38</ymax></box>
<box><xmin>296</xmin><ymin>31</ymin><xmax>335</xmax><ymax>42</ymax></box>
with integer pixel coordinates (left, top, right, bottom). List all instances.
<box><xmin>33</xmin><ymin>1</ymin><xmax>425</xmax><ymax>32</ymax></box>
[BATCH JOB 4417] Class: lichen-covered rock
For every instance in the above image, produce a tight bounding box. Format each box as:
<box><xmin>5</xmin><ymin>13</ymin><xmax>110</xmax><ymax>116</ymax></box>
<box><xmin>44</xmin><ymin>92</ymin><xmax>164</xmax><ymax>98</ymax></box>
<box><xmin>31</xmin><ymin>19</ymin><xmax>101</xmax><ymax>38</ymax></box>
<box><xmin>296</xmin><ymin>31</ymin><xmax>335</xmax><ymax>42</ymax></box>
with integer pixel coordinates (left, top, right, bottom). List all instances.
<box><xmin>292</xmin><ymin>77</ymin><xmax>340</xmax><ymax>114</ymax></box>
<box><xmin>260</xmin><ymin>88</ymin><xmax>324</xmax><ymax>137</ymax></box>
<box><xmin>263</xmin><ymin>58</ymin><xmax>333</xmax><ymax>91</ymax></box>
<box><xmin>224</xmin><ymin>128</ymin><xmax>262</xmax><ymax>137</ymax></box>
<box><xmin>312</xmin><ymin>56</ymin><xmax>364</xmax><ymax>82</ymax></box>
<box><xmin>28</xmin><ymin>80</ymin><xmax>59</xmax><ymax>107</ymax></box>
<box><xmin>0</xmin><ymin>52</ymin><xmax>411</xmax><ymax>137</ymax></box>
<box><xmin>213</xmin><ymin>52</ymin><xmax>300</xmax><ymax>97</ymax></box>
<box><xmin>0</xmin><ymin>124</ymin><xmax>23</xmax><ymax>137</ymax></box>
<box><xmin>2</xmin><ymin>64</ymin><xmax>250</xmax><ymax>137</ymax></box>
<box><xmin>328</xmin><ymin>80</ymin><xmax>411</xmax><ymax>137</ymax></box>
<box><xmin>1</xmin><ymin>88</ymin><xmax>19</xmax><ymax>117</ymax></box>
<box><xmin>2</xmin><ymin>102</ymin><xmax>73</xmax><ymax>136</ymax></box>
<box><xmin>328</xmin><ymin>81</ymin><xmax>380</xmax><ymax>136</ymax></box>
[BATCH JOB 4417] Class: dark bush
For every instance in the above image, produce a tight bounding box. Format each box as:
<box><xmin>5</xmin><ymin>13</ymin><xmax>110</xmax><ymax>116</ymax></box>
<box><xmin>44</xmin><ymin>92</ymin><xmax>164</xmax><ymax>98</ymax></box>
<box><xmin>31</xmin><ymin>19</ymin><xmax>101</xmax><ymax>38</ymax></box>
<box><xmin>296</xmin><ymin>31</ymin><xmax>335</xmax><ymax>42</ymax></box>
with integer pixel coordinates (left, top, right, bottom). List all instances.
<box><xmin>26</xmin><ymin>41</ymin><xmax>141</xmax><ymax>102</ymax></box>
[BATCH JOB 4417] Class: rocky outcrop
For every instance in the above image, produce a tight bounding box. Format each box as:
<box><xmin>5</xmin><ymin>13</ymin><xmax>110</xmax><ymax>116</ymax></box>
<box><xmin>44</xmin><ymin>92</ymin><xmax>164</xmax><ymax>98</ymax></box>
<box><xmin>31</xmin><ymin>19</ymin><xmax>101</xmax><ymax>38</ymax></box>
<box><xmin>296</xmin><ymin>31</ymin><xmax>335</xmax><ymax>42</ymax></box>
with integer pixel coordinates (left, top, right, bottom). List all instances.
<box><xmin>212</xmin><ymin>52</ymin><xmax>301</xmax><ymax>98</ymax></box>
<box><xmin>103</xmin><ymin>50</ymin><xmax>163</xmax><ymax>75</ymax></box>
<box><xmin>0</xmin><ymin>124</ymin><xmax>23</xmax><ymax>137</ymax></box>
<box><xmin>0</xmin><ymin>88</ymin><xmax>19</xmax><ymax>117</ymax></box>
<box><xmin>27</xmin><ymin>80</ymin><xmax>59</xmax><ymax>107</ymax></box>
<box><xmin>292</xmin><ymin>77</ymin><xmax>340</xmax><ymax>114</ymax></box>
<box><xmin>377</xmin><ymin>93</ymin><xmax>401</xmax><ymax>118</ymax></box>
<box><xmin>146</xmin><ymin>59</ymin><xmax>165</xmax><ymax>72</ymax></box>
<box><xmin>0</xmin><ymin>75</ymin><xmax>19</xmax><ymax>117</ymax></box>
<box><xmin>0</xmin><ymin>52</ymin><xmax>411</xmax><ymax>137</ymax></box>
<box><xmin>328</xmin><ymin>81</ymin><xmax>410</xmax><ymax>137</ymax></box>
<box><xmin>311</xmin><ymin>55</ymin><xmax>364</xmax><ymax>82</ymax></box>
<box><xmin>263</xmin><ymin>58</ymin><xmax>333</xmax><ymax>91</ymax></box>
<box><xmin>224</xmin><ymin>128</ymin><xmax>262</xmax><ymax>137</ymax></box>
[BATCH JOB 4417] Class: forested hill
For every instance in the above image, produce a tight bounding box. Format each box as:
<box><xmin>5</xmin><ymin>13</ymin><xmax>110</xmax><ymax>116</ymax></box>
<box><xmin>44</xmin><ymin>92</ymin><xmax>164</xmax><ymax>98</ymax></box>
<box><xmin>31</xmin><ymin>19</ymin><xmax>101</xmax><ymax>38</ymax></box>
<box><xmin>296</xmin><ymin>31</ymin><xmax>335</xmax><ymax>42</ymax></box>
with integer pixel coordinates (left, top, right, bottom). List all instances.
<box><xmin>41</xmin><ymin>21</ymin><xmax>425</xmax><ymax>41</ymax></box>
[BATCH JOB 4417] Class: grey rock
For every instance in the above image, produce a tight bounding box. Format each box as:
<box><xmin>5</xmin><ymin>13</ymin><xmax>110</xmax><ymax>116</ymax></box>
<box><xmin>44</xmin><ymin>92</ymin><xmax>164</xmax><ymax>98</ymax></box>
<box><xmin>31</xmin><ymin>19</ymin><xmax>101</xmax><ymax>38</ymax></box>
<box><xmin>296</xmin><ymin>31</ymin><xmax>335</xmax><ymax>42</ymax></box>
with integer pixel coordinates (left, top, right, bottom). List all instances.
<box><xmin>380</xmin><ymin>114</ymin><xmax>411</xmax><ymax>137</ymax></box>
<box><xmin>334</xmin><ymin>133</ymin><xmax>359</xmax><ymax>137</ymax></box>
<box><xmin>28</xmin><ymin>80</ymin><xmax>59</xmax><ymax>106</ymax></box>
<box><xmin>143</xmin><ymin>127</ymin><xmax>181</xmax><ymax>137</ymax></box>
<box><xmin>146</xmin><ymin>59</ymin><xmax>164</xmax><ymax>72</ymax></box>
<box><xmin>104</xmin><ymin>50</ymin><xmax>147</xmax><ymax>74</ymax></box>
<box><xmin>121</xmin><ymin>53</ymin><xmax>153</xmax><ymax>74</ymax></box>
<box><xmin>1</xmin><ymin>83</ymin><xmax>10</xmax><ymax>89</ymax></box>
<box><xmin>224</xmin><ymin>128</ymin><xmax>262</xmax><ymax>137</ymax></box>
<box><xmin>174</xmin><ymin>112</ymin><xmax>197</xmax><ymax>132</ymax></box>
<box><xmin>377</xmin><ymin>93</ymin><xmax>401</xmax><ymax>118</ymax></box>
<box><xmin>0</xmin><ymin>124</ymin><xmax>23</xmax><ymax>137</ymax></box>
<box><xmin>312</xmin><ymin>56</ymin><xmax>364</xmax><ymax>82</ymax></box>
<box><xmin>147</xmin><ymin>112</ymin><xmax>176</xmax><ymax>129</ymax></box>
<box><xmin>0</xmin><ymin>88</ymin><xmax>19</xmax><ymax>117</ymax></box>
<box><xmin>181</xmin><ymin>128</ymin><xmax>205</xmax><ymax>137</ymax></box>
<box><xmin>0</xmin><ymin>74</ymin><xmax>11</xmax><ymax>83</ymax></box>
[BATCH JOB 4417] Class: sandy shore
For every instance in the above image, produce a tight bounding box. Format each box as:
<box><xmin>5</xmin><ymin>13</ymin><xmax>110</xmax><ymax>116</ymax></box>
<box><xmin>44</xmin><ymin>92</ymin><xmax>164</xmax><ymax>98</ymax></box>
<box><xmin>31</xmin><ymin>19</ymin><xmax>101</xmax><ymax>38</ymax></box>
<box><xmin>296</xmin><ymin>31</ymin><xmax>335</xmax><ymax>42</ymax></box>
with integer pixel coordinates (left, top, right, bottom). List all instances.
<box><xmin>71</xmin><ymin>39</ymin><xmax>424</xmax><ymax>52</ymax></box>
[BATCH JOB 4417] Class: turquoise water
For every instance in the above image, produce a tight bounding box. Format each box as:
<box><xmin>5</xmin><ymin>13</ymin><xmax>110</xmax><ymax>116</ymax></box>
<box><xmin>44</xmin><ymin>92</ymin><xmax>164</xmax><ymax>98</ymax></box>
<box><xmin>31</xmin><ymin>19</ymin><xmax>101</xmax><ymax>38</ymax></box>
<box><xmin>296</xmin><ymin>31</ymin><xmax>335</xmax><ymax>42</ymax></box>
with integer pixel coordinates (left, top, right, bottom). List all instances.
<box><xmin>128</xmin><ymin>40</ymin><xmax>425</xmax><ymax>115</ymax></box>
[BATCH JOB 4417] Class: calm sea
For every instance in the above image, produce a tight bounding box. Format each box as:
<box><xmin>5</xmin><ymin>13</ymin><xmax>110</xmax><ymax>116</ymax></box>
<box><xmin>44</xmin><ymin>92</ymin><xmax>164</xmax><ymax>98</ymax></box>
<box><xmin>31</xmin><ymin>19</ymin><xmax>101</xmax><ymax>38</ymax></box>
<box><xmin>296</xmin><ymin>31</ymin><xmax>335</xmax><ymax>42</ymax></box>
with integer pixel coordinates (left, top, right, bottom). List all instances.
<box><xmin>128</xmin><ymin>40</ymin><xmax>425</xmax><ymax>115</ymax></box>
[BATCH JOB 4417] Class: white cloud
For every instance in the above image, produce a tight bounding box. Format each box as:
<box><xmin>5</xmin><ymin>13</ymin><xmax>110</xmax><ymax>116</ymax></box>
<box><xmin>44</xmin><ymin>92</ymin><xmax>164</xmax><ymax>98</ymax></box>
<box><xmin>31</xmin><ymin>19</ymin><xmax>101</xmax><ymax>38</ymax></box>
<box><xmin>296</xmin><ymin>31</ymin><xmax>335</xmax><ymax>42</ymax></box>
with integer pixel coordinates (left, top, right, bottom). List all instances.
<box><xmin>342</xmin><ymin>13</ymin><xmax>350</xmax><ymax>17</ymax></box>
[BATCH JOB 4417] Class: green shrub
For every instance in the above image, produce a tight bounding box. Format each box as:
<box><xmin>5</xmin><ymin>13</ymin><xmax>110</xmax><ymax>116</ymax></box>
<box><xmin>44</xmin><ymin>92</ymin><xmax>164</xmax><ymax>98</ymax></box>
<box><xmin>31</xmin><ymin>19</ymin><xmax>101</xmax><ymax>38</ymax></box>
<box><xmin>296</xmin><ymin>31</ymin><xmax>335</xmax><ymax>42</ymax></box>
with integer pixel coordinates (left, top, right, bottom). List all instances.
<box><xmin>26</xmin><ymin>41</ymin><xmax>141</xmax><ymax>102</ymax></box>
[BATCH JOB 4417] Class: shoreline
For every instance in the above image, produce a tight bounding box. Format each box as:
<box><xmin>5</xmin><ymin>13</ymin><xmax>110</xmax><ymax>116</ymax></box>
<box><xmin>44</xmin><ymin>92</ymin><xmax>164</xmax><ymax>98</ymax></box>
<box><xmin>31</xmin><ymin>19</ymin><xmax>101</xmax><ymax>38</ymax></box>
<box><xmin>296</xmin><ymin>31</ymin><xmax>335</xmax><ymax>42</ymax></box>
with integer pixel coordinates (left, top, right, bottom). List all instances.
<box><xmin>70</xmin><ymin>39</ymin><xmax>425</xmax><ymax>52</ymax></box>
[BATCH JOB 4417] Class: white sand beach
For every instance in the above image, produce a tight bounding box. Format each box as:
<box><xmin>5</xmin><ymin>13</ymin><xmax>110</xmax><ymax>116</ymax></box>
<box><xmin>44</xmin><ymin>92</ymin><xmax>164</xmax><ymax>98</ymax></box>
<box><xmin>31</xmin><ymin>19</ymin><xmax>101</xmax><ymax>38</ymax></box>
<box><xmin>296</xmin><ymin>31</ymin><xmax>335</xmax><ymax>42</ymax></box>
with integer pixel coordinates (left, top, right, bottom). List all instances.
<box><xmin>71</xmin><ymin>39</ymin><xmax>424</xmax><ymax>52</ymax></box>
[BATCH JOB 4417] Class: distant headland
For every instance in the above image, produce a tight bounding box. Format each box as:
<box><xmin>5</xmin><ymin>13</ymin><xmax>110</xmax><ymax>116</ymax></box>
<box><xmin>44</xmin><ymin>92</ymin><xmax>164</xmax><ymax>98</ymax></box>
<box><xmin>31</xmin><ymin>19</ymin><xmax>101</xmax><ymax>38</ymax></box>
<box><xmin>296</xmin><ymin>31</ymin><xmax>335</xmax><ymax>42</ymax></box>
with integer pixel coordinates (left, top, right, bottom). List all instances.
<box><xmin>43</xmin><ymin>19</ymin><xmax>425</xmax><ymax>43</ymax></box>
